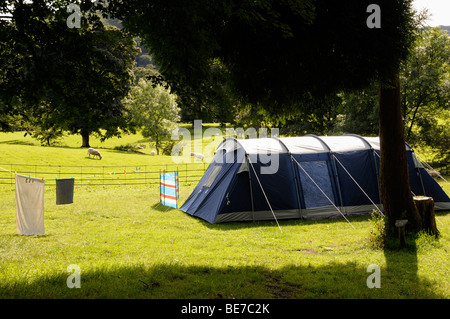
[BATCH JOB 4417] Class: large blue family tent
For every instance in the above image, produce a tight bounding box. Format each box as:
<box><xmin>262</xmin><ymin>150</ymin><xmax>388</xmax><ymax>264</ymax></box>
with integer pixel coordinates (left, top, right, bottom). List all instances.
<box><xmin>180</xmin><ymin>135</ymin><xmax>450</xmax><ymax>224</ymax></box>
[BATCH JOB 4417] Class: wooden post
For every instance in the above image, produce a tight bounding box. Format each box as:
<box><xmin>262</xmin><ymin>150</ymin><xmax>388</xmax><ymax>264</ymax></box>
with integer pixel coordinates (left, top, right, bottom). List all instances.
<box><xmin>414</xmin><ymin>196</ymin><xmax>439</xmax><ymax>237</ymax></box>
<box><xmin>395</xmin><ymin>219</ymin><xmax>408</xmax><ymax>248</ymax></box>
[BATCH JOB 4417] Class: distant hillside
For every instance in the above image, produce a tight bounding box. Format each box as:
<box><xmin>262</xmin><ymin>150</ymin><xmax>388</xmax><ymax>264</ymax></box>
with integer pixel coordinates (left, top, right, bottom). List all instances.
<box><xmin>439</xmin><ymin>25</ymin><xmax>450</xmax><ymax>34</ymax></box>
<box><xmin>101</xmin><ymin>18</ymin><xmax>157</xmax><ymax>70</ymax></box>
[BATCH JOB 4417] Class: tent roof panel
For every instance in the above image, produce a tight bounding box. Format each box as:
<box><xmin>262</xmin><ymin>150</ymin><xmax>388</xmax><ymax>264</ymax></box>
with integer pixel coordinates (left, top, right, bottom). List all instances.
<box><xmin>216</xmin><ymin>138</ymin><xmax>240</xmax><ymax>153</ymax></box>
<box><xmin>276</xmin><ymin>136</ymin><xmax>328</xmax><ymax>154</ymax></box>
<box><xmin>318</xmin><ymin>136</ymin><xmax>370</xmax><ymax>152</ymax></box>
<box><xmin>361</xmin><ymin>137</ymin><xmax>380</xmax><ymax>150</ymax></box>
<box><xmin>236</xmin><ymin>137</ymin><xmax>287</xmax><ymax>154</ymax></box>
<box><xmin>215</xmin><ymin>135</ymin><xmax>415</xmax><ymax>154</ymax></box>
<box><xmin>364</xmin><ymin>137</ymin><xmax>412</xmax><ymax>151</ymax></box>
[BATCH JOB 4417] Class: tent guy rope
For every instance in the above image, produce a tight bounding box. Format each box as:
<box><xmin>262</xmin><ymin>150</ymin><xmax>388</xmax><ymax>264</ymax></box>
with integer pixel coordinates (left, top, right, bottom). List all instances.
<box><xmin>332</xmin><ymin>154</ymin><xmax>384</xmax><ymax>216</ymax></box>
<box><xmin>247</xmin><ymin>155</ymin><xmax>282</xmax><ymax>232</ymax></box>
<box><xmin>372</xmin><ymin>151</ymin><xmax>444</xmax><ymax>226</ymax></box>
<box><xmin>291</xmin><ymin>155</ymin><xmax>356</xmax><ymax>229</ymax></box>
<box><xmin>414</xmin><ymin>152</ymin><xmax>450</xmax><ymax>184</ymax></box>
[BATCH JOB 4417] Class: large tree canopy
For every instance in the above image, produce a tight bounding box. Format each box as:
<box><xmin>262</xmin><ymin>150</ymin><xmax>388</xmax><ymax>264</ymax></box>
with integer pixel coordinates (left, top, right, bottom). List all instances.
<box><xmin>108</xmin><ymin>0</ymin><xmax>416</xmax><ymax>113</ymax></box>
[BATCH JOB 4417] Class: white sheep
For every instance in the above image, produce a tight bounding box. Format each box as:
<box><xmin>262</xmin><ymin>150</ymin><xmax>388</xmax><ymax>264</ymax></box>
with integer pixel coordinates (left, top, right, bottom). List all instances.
<box><xmin>151</xmin><ymin>150</ymin><xmax>156</xmax><ymax>156</ymax></box>
<box><xmin>190</xmin><ymin>152</ymin><xmax>205</xmax><ymax>161</ymax></box>
<box><xmin>87</xmin><ymin>147</ymin><xmax>102</xmax><ymax>160</ymax></box>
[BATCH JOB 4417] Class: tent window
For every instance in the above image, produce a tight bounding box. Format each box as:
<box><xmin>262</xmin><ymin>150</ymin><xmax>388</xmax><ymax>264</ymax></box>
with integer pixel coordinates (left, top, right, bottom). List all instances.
<box><xmin>299</xmin><ymin>161</ymin><xmax>335</xmax><ymax>208</ymax></box>
<box><xmin>204</xmin><ymin>166</ymin><xmax>222</xmax><ymax>188</ymax></box>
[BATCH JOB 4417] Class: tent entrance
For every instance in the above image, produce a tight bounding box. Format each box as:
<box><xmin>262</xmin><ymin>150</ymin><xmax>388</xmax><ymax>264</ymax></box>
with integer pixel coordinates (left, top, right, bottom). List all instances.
<box><xmin>291</xmin><ymin>156</ymin><xmax>355</xmax><ymax>229</ymax></box>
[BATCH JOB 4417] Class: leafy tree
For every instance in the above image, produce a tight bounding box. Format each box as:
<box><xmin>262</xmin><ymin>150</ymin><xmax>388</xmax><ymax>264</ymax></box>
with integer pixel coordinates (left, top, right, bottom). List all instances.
<box><xmin>123</xmin><ymin>79</ymin><xmax>180</xmax><ymax>155</ymax></box>
<box><xmin>0</xmin><ymin>0</ymin><xmax>139</xmax><ymax>147</ymax></box>
<box><xmin>417</xmin><ymin>111</ymin><xmax>450</xmax><ymax>165</ymax></box>
<box><xmin>235</xmin><ymin>94</ymin><xmax>341</xmax><ymax>137</ymax></box>
<box><xmin>280</xmin><ymin>95</ymin><xmax>341</xmax><ymax>136</ymax></box>
<box><xmin>334</xmin><ymin>84</ymin><xmax>379</xmax><ymax>136</ymax></box>
<box><xmin>336</xmin><ymin>26</ymin><xmax>450</xmax><ymax>164</ymax></box>
<box><xmin>135</xmin><ymin>54</ymin><xmax>154</xmax><ymax>68</ymax></box>
<box><xmin>132</xmin><ymin>66</ymin><xmax>158</xmax><ymax>85</ymax></box>
<box><xmin>401</xmin><ymin>27</ymin><xmax>450</xmax><ymax>141</ymax></box>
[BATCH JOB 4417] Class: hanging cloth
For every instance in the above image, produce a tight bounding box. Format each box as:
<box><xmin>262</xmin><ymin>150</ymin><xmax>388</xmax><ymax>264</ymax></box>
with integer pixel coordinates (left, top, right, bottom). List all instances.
<box><xmin>56</xmin><ymin>178</ymin><xmax>74</xmax><ymax>205</ymax></box>
<box><xmin>15</xmin><ymin>174</ymin><xmax>45</xmax><ymax>235</ymax></box>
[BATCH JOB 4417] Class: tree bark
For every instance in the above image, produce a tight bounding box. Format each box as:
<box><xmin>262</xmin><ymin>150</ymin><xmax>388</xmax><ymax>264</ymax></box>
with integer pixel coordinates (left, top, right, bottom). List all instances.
<box><xmin>81</xmin><ymin>130</ymin><xmax>90</xmax><ymax>148</ymax></box>
<box><xmin>378</xmin><ymin>74</ymin><xmax>423</xmax><ymax>236</ymax></box>
<box><xmin>413</xmin><ymin>197</ymin><xmax>439</xmax><ymax>237</ymax></box>
<box><xmin>155</xmin><ymin>135</ymin><xmax>160</xmax><ymax>155</ymax></box>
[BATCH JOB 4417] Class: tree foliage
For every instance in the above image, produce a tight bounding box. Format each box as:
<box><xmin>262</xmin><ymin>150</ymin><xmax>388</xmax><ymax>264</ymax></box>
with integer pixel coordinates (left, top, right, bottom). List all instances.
<box><xmin>123</xmin><ymin>79</ymin><xmax>180</xmax><ymax>155</ymax></box>
<box><xmin>107</xmin><ymin>0</ymin><xmax>416</xmax><ymax>112</ymax></box>
<box><xmin>234</xmin><ymin>94</ymin><xmax>341</xmax><ymax>137</ymax></box>
<box><xmin>333</xmin><ymin>84</ymin><xmax>379</xmax><ymax>136</ymax></box>
<box><xmin>401</xmin><ymin>27</ymin><xmax>450</xmax><ymax>141</ymax></box>
<box><xmin>335</xmin><ymin>27</ymin><xmax>450</xmax><ymax>164</ymax></box>
<box><xmin>0</xmin><ymin>0</ymin><xmax>139</xmax><ymax>146</ymax></box>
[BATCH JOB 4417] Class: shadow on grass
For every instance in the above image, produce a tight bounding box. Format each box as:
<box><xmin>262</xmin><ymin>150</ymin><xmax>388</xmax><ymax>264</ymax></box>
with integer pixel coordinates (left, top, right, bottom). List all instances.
<box><xmin>0</xmin><ymin>260</ymin><xmax>444</xmax><ymax>299</ymax></box>
<box><xmin>0</xmin><ymin>139</ymin><xmax>152</xmax><ymax>156</ymax></box>
<box><xmin>0</xmin><ymin>140</ymin><xmax>35</xmax><ymax>145</ymax></box>
<box><xmin>382</xmin><ymin>211</ymin><xmax>448</xmax><ymax>299</ymax></box>
<box><xmin>104</xmin><ymin>149</ymin><xmax>151</xmax><ymax>156</ymax></box>
<box><xmin>151</xmin><ymin>202</ymin><xmax>178</xmax><ymax>213</ymax></box>
<box><xmin>195</xmin><ymin>215</ymin><xmax>372</xmax><ymax>231</ymax></box>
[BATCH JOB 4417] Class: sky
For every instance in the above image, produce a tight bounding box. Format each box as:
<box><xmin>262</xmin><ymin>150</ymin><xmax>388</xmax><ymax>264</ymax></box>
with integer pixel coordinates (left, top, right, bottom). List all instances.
<box><xmin>413</xmin><ymin>0</ymin><xmax>450</xmax><ymax>26</ymax></box>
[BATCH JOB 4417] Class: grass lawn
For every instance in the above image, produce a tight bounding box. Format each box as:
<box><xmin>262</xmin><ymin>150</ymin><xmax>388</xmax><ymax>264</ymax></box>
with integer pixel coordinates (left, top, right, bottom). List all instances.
<box><xmin>0</xmin><ymin>129</ymin><xmax>449</xmax><ymax>299</ymax></box>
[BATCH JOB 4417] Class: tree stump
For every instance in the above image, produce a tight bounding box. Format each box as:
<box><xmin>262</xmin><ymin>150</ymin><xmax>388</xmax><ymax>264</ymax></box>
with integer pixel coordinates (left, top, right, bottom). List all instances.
<box><xmin>414</xmin><ymin>196</ymin><xmax>439</xmax><ymax>237</ymax></box>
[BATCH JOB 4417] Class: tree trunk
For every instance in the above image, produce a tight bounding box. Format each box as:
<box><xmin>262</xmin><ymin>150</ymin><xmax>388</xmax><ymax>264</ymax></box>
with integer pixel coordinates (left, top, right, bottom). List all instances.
<box><xmin>378</xmin><ymin>74</ymin><xmax>423</xmax><ymax>236</ymax></box>
<box><xmin>81</xmin><ymin>130</ymin><xmax>90</xmax><ymax>148</ymax></box>
<box><xmin>413</xmin><ymin>197</ymin><xmax>439</xmax><ymax>237</ymax></box>
<box><xmin>406</xmin><ymin>99</ymin><xmax>423</xmax><ymax>140</ymax></box>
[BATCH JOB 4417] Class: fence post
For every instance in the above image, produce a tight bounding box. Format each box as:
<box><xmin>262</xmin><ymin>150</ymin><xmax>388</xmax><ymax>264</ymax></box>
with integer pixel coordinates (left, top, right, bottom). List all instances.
<box><xmin>177</xmin><ymin>167</ymin><xmax>179</xmax><ymax>206</ymax></box>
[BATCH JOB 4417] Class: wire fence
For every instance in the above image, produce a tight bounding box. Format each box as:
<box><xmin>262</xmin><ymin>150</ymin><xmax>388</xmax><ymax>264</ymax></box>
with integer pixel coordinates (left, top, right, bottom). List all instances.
<box><xmin>0</xmin><ymin>162</ymin><xmax>208</xmax><ymax>189</ymax></box>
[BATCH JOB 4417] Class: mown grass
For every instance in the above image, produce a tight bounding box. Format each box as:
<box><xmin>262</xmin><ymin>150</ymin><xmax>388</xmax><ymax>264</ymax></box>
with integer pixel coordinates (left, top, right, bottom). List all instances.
<box><xmin>0</xmin><ymin>129</ymin><xmax>449</xmax><ymax>299</ymax></box>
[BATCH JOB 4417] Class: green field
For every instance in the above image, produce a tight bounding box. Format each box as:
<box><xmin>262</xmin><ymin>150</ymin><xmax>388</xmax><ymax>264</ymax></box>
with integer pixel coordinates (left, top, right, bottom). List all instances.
<box><xmin>0</xmin><ymin>130</ymin><xmax>449</xmax><ymax>299</ymax></box>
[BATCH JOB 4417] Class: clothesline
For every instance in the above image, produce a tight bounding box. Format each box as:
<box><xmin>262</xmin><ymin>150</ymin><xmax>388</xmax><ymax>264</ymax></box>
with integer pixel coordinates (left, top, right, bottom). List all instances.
<box><xmin>0</xmin><ymin>164</ymin><xmax>143</xmax><ymax>180</ymax></box>
<box><xmin>0</xmin><ymin>165</ymin><xmax>14</xmax><ymax>174</ymax></box>
<box><xmin>0</xmin><ymin>164</ymin><xmax>207</xmax><ymax>184</ymax></box>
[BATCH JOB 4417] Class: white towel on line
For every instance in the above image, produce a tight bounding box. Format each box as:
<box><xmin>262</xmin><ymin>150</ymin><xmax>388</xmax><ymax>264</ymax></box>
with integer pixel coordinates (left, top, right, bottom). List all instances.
<box><xmin>15</xmin><ymin>174</ymin><xmax>45</xmax><ymax>235</ymax></box>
